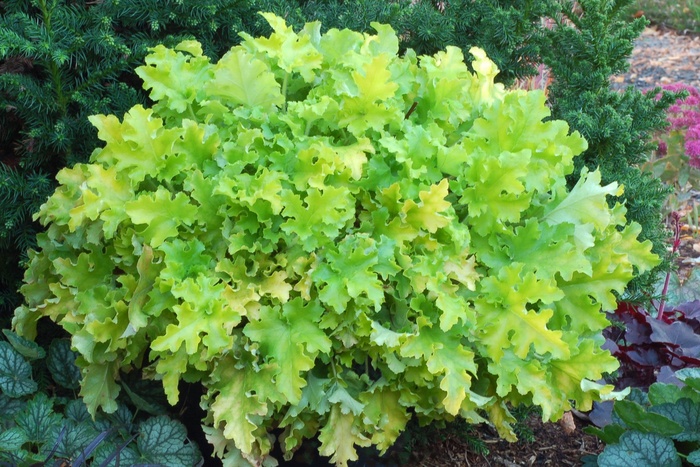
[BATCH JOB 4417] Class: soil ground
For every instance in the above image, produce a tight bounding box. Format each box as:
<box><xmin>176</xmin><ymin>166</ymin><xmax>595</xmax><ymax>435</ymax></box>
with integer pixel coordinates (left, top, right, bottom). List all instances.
<box><xmin>407</xmin><ymin>414</ymin><xmax>604</xmax><ymax>466</ymax></box>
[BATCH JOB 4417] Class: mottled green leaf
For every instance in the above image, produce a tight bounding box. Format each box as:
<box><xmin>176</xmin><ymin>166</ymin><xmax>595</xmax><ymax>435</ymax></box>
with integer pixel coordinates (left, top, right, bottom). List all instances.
<box><xmin>2</xmin><ymin>329</ymin><xmax>45</xmax><ymax>360</ymax></box>
<box><xmin>650</xmin><ymin>399</ymin><xmax>700</xmax><ymax>442</ymax></box>
<box><xmin>0</xmin><ymin>427</ymin><xmax>26</xmax><ymax>451</ymax></box>
<box><xmin>597</xmin><ymin>431</ymin><xmax>681</xmax><ymax>467</ymax></box>
<box><xmin>613</xmin><ymin>400</ymin><xmax>684</xmax><ymax>436</ymax></box>
<box><xmin>46</xmin><ymin>339</ymin><xmax>81</xmax><ymax>390</ymax></box>
<box><xmin>136</xmin><ymin>416</ymin><xmax>201</xmax><ymax>467</ymax></box>
<box><xmin>0</xmin><ymin>393</ymin><xmax>23</xmax><ymax>420</ymax></box>
<box><xmin>15</xmin><ymin>393</ymin><xmax>61</xmax><ymax>444</ymax></box>
<box><xmin>687</xmin><ymin>450</ymin><xmax>700</xmax><ymax>466</ymax></box>
<box><xmin>0</xmin><ymin>341</ymin><xmax>37</xmax><ymax>397</ymax></box>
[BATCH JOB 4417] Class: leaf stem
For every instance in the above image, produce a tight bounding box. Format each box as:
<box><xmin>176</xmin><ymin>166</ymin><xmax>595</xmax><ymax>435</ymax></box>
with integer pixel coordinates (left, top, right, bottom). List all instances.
<box><xmin>658</xmin><ymin>211</ymin><xmax>682</xmax><ymax>320</ymax></box>
<box><xmin>404</xmin><ymin>101</ymin><xmax>418</xmax><ymax>119</ymax></box>
<box><xmin>331</xmin><ymin>358</ymin><xmax>338</xmax><ymax>380</ymax></box>
<box><xmin>282</xmin><ymin>72</ymin><xmax>289</xmax><ymax>111</ymax></box>
<box><xmin>187</xmin><ymin>104</ymin><xmax>197</xmax><ymax>122</ymax></box>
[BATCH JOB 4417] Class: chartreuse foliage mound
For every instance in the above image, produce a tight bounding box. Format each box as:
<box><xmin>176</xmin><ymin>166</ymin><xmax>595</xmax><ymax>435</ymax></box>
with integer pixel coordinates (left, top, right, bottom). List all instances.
<box><xmin>13</xmin><ymin>12</ymin><xmax>658</xmax><ymax>467</ymax></box>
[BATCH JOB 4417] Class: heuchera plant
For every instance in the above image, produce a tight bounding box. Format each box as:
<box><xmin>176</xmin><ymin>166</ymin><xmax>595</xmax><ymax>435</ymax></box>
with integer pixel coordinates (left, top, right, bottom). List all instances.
<box><xmin>603</xmin><ymin>213</ymin><xmax>700</xmax><ymax>391</ymax></box>
<box><xmin>585</xmin><ymin>369</ymin><xmax>700</xmax><ymax>467</ymax></box>
<box><xmin>605</xmin><ymin>300</ymin><xmax>700</xmax><ymax>390</ymax></box>
<box><xmin>13</xmin><ymin>13</ymin><xmax>659</xmax><ymax>466</ymax></box>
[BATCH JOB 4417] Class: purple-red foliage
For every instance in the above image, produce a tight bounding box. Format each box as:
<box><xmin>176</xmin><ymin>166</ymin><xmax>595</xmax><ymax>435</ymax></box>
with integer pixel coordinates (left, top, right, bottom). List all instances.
<box><xmin>604</xmin><ymin>301</ymin><xmax>700</xmax><ymax>390</ymax></box>
<box><xmin>603</xmin><ymin>212</ymin><xmax>700</xmax><ymax>390</ymax></box>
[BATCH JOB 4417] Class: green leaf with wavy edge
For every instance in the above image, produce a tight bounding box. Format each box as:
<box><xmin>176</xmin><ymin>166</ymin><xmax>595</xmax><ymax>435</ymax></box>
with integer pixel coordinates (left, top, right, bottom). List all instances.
<box><xmin>15</xmin><ymin>393</ymin><xmax>61</xmax><ymax>444</ymax></box>
<box><xmin>135</xmin><ymin>41</ymin><xmax>212</xmax><ymax>114</ymax></box>
<box><xmin>79</xmin><ymin>361</ymin><xmax>120</xmax><ymax>416</ymax></box>
<box><xmin>613</xmin><ymin>400</ymin><xmax>684</xmax><ymax>436</ymax></box>
<box><xmin>597</xmin><ymin>431</ymin><xmax>681</xmax><ymax>467</ymax></box>
<box><xmin>2</xmin><ymin>329</ymin><xmax>45</xmax><ymax>360</ymax></box>
<box><xmin>46</xmin><ymin>339</ymin><xmax>81</xmax><ymax>390</ymax></box>
<box><xmin>135</xmin><ymin>416</ymin><xmax>201</xmax><ymax>467</ymax></box>
<box><xmin>244</xmin><ymin>298</ymin><xmax>332</xmax><ymax>404</ymax></box>
<box><xmin>650</xmin><ymin>399</ymin><xmax>700</xmax><ymax>442</ymax></box>
<box><xmin>0</xmin><ymin>427</ymin><xmax>26</xmax><ymax>451</ymax></box>
<box><xmin>0</xmin><ymin>341</ymin><xmax>37</xmax><ymax>397</ymax></box>
<box><xmin>205</xmin><ymin>48</ymin><xmax>283</xmax><ymax>108</ymax></box>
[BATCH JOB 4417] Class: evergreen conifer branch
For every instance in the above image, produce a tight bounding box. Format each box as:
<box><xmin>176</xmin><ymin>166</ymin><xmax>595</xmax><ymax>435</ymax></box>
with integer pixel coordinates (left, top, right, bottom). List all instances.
<box><xmin>541</xmin><ymin>0</ymin><xmax>682</xmax><ymax>296</ymax></box>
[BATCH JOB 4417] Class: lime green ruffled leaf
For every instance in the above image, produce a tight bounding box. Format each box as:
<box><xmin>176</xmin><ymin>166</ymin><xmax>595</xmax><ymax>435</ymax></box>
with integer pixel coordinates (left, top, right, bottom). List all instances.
<box><xmin>400</xmin><ymin>179</ymin><xmax>452</xmax><ymax>233</ymax></box>
<box><xmin>154</xmin><ymin>346</ymin><xmax>190</xmax><ymax>406</ymax></box>
<box><xmin>208</xmin><ymin>360</ymin><xmax>280</xmax><ymax>459</ymax></box>
<box><xmin>124</xmin><ymin>187</ymin><xmax>198</xmax><ymax>247</ymax></box>
<box><xmin>281</xmin><ymin>186</ymin><xmax>355</xmax><ymax>249</ymax></box>
<box><xmin>501</xmin><ymin>220</ymin><xmax>591</xmax><ymax>281</ymax></box>
<box><xmin>475</xmin><ymin>263</ymin><xmax>568</xmax><ymax>362</ymax></box>
<box><xmin>400</xmin><ymin>318</ymin><xmax>481</xmax><ymax>415</ymax></box>
<box><xmin>135</xmin><ymin>41</ymin><xmax>213</xmax><ymax>114</ymax></box>
<box><xmin>338</xmin><ymin>54</ymin><xmax>402</xmax><ymax>135</ymax></box>
<box><xmin>313</xmin><ymin>235</ymin><xmax>385</xmax><ymax>312</ymax></box>
<box><xmin>318</xmin><ymin>405</ymin><xmax>371</xmax><ymax>467</ymax></box>
<box><xmin>79</xmin><ymin>361</ymin><xmax>120</xmax><ymax>415</ymax></box>
<box><xmin>458</xmin><ymin>150</ymin><xmax>533</xmax><ymax>235</ymax></box>
<box><xmin>542</xmin><ymin>168</ymin><xmax>620</xmax><ymax>249</ymax></box>
<box><xmin>614</xmin><ymin>221</ymin><xmax>661</xmax><ymax>274</ymax></box>
<box><xmin>206</xmin><ymin>48</ymin><xmax>284</xmax><ymax>108</ymax></box>
<box><xmin>151</xmin><ymin>276</ymin><xmax>238</xmax><ymax>360</ymax></box>
<box><xmin>241</xmin><ymin>12</ymin><xmax>323</xmax><ymax>83</ymax></box>
<box><xmin>547</xmin><ymin>340</ymin><xmax>619</xmax><ymax>415</ymax></box>
<box><xmin>67</xmin><ymin>164</ymin><xmax>133</xmax><ymax>237</ymax></box>
<box><xmin>89</xmin><ymin>106</ymin><xmax>181</xmax><ymax>184</ymax></box>
<box><xmin>359</xmin><ymin>384</ymin><xmax>410</xmax><ymax>453</ymax></box>
<box><xmin>467</xmin><ymin>47</ymin><xmax>506</xmax><ymax>107</ymax></box>
<box><xmin>244</xmin><ymin>298</ymin><xmax>331</xmax><ymax>404</ymax></box>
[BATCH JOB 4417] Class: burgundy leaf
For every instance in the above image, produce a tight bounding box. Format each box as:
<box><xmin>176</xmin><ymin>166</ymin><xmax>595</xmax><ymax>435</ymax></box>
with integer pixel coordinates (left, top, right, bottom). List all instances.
<box><xmin>649</xmin><ymin>319</ymin><xmax>700</xmax><ymax>353</ymax></box>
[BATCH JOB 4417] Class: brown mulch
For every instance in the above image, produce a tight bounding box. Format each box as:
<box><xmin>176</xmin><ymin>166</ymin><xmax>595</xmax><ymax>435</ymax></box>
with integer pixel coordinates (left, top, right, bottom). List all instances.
<box><xmin>408</xmin><ymin>413</ymin><xmax>603</xmax><ymax>467</ymax></box>
<box><xmin>611</xmin><ymin>25</ymin><xmax>700</xmax><ymax>91</ymax></box>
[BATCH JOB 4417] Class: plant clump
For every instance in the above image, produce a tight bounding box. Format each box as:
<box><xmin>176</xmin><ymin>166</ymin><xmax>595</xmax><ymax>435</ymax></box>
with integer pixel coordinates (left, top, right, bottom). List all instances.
<box><xmin>13</xmin><ymin>13</ymin><xmax>660</xmax><ymax>466</ymax></box>
<box><xmin>586</xmin><ymin>369</ymin><xmax>700</xmax><ymax>467</ymax></box>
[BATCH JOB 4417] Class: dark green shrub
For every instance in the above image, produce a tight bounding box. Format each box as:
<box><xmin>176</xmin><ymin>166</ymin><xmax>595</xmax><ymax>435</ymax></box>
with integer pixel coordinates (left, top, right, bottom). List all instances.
<box><xmin>539</xmin><ymin>0</ymin><xmax>680</xmax><ymax>298</ymax></box>
<box><xmin>0</xmin><ymin>0</ymin><xmax>276</xmax><ymax>318</ymax></box>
